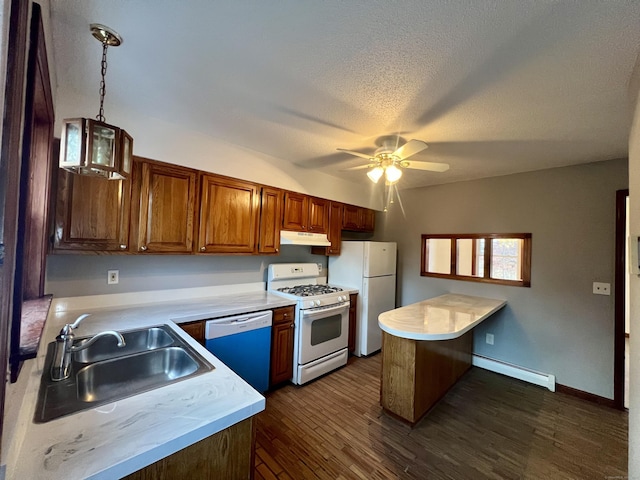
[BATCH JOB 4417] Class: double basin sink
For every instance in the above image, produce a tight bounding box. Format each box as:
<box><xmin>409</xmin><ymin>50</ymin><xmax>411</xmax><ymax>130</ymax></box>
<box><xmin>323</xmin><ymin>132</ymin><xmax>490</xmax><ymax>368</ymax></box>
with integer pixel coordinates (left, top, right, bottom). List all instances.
<box><xmin>35</xmin><ymin>325</ymin><xmax>213</xmax><ymax>423</ymax></box>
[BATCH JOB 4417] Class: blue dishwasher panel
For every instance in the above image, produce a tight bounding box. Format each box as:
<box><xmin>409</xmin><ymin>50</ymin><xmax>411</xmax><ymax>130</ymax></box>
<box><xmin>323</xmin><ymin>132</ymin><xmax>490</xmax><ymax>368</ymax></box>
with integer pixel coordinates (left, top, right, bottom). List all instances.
<box><xmin>205</xmin><ymin>315</ymin><xmax>272</xmax><ymax>393</ymax></box>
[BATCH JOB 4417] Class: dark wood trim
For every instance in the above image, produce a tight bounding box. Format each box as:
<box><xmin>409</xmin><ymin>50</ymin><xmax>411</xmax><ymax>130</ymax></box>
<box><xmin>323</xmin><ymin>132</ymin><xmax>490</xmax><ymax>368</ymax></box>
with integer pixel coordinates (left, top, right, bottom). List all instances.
<box><xmin>421</xmin><ymin>233</ymin><xmax>532</xmax><ymax>287</ymax></box>
<box><xmin>556</xmin><ymin>383</ymin><xmax>617</xmax><ymax>409</ymax></box>
<box><xmin>0</xmin><ymin>0</ymin><xmax>31</xmax><ymax>453</ymax></box>
<box><xmin>613</xmin><ymin>189</ymin><xmax>628</xmax><ymax>410</ymax></box>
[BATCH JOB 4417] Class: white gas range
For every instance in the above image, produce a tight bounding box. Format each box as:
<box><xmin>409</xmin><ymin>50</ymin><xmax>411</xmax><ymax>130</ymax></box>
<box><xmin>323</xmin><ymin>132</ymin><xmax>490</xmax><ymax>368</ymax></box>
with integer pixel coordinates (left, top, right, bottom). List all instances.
<box><xmin>267</xmin><ymin>263</ymin><xmax>351</xmax><ymax>385</ymax></box>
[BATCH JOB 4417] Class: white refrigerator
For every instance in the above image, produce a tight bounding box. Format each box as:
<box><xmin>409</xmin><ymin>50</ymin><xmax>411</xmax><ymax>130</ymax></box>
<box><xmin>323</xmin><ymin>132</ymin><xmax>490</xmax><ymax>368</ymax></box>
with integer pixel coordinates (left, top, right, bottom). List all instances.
<box><xmin>328</xmin><ymin>241</ymin><xmax>397</xmax><ymax>356</ymax></box>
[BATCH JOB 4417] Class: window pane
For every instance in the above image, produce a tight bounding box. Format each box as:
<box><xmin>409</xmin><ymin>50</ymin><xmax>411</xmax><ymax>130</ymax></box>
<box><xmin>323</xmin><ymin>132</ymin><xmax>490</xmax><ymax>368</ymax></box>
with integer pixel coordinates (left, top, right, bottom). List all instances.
<box><xmin>490</xmin><ymin>238</ymin><xmax>522</xmax><ymax>280</ymax></box>
<box><xmin>427</xmin><ymin>238</ymin><xmax>451</xmax><ymax>274</ymax></box>
<box><xmin>456</xmin><ymin>238</ymin><xmax>483</xmax><ymax>277</ymax></box>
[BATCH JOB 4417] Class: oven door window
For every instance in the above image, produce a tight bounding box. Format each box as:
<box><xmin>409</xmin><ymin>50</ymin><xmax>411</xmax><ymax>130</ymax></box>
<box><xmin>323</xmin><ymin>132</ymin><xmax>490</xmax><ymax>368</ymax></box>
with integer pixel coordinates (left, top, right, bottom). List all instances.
<box><xmin>310</xmin><ymin>313</ymin><xmax>343</xmax><ymax>346</ymax></box>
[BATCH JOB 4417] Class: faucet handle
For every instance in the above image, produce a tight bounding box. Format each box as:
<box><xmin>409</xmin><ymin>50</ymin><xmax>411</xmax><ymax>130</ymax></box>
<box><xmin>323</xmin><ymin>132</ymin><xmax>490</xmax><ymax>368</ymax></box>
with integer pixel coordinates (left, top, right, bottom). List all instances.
<box><xmin>69</xmin><ymin>313</ymin><xmax>91</xmax><ymax>330</ymax></box>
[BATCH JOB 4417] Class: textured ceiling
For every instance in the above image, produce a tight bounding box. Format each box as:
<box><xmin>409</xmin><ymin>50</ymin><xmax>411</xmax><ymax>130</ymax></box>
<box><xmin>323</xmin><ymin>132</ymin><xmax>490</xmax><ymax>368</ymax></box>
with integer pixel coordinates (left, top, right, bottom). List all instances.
<box><xmin>49</xmin><ymin>1</ymin><xmax>640</xmax><ymax>190</ymax></box>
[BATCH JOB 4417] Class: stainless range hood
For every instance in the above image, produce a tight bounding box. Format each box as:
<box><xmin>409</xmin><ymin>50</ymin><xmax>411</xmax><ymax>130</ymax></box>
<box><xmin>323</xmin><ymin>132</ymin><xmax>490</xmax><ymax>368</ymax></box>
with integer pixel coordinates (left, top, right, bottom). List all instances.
<box><xmin>280</xmin><ymin>230</ymin><xmax>331</xmax><ymax>246</ymax></box>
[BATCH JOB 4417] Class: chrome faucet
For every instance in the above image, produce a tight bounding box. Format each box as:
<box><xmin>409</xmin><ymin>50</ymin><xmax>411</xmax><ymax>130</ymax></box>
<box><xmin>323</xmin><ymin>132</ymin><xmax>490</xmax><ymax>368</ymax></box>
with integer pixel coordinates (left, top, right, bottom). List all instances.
<box><xmin>51</xmin><ymin>313</ymin><xmax>126</xmax><ymax>381</ymax></box>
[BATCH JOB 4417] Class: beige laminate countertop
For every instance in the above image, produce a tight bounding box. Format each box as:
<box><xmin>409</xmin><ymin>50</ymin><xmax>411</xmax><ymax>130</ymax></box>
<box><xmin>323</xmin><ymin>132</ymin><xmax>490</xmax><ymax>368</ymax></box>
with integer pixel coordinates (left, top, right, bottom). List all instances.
<box><xmin>378</xmin><ymin>293</ymin><xmax>507</xmax><ymax>341</ymax></box>
<box><xmin>7</xmin><ymin>289</ymin><xmax>296</xmax><ymax>480</ymax></box>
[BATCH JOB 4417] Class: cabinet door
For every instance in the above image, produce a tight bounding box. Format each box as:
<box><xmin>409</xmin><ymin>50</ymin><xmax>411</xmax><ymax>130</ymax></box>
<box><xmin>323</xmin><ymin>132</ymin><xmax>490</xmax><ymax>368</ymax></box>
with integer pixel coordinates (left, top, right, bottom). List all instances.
<box><xmin>270</xmin><ymin>306</ymin><xmax>295</xmax><ymax>386</ymax></box>
<box><xmin>311</xmin><ymin>200</ymin><xmax>342</xmax><ymax>256</ymax></box>
<box><xmin>53</xmin><ymin>169</ymin><xmax>131</xmax><ymax>252</ymax></box>
<box><xmin>342</xmin><ymin>204</ymin><xmax>362</xmax><ymax>231</ymax></box>
<box><xmin>282</xmin><ymin>191</ymin><xmax>308</xmax><ymax>231</ymax></box>
<box><xmin>198</xmin><ymin>174</ymin><xmax>260</xmax><ymax>254</ymax></box>
<box><xmin>307</xmin><ymin>197</ymin><xmax>329</xmax><ymax>234</ymax></box>
<box><xmin>349</xmin><ymin>293</ymin><xmax>358</xmax><ymax>353</ymax></box>
<box><xmin>180</xmin><ymin>320</ymin><xmax>205</xmax><ymax>345</ymax></box>
<box><xmin>258</xmin><ymin>186</ymin><xmax>283</xmax><ymax>254</ymax></box>
<box><xmin>362</xmin><ymin>208</ymin><xmax>375</xmax><ymax>232</ymax></box>
<box><xmin>133</xmin><ymin>160</ymin><xmax>197</xmax><ymax>253</ymax></box>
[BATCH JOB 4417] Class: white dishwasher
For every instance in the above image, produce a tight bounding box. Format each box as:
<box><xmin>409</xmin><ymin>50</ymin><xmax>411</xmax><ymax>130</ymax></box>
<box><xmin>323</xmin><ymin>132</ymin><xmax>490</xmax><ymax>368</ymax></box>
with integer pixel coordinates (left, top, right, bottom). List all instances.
<box><xmin>205</xmin><ymin>310</ymin><xmax>272</xmax><ymax>393</ymax></box>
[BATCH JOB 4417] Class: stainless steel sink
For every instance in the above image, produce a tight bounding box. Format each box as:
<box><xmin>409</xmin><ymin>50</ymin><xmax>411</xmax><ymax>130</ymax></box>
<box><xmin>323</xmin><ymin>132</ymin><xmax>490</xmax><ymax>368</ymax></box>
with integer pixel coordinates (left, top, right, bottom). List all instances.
<box><xmin>35</xmin><ymin>325</ymin><xmax>213</xmax><ymax>423</ymax></box>
<box><xmin>73</xmin><ymin>326</ymin><xmax>174</xmax><ymax>363</ymax></box>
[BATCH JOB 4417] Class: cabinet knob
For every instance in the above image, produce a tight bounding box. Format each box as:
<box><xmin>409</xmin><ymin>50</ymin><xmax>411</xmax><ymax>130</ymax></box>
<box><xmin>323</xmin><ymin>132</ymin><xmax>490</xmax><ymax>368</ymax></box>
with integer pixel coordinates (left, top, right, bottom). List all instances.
<box><xmin>120</xmin><ymin>244</ymin><xmax>127</xmax><ymax>250</ymax></box>
<box><xmin>283</xmin><ymin>313</ymin><xmax>288</xmax><ymax>318</ymax></box>
<box><xmin>200</xmin><ymin>246</ymin><xmax>206</xmax><ymax>252</ymax></box>
<box><xmin>275</xmin><ymin>248</ymin><xmax>279</xmax><ymax>253</ymax></box>
<box><xmin>290</xmin><ymin>323</ymin><xmax>294</xmax><ymax>329</ymax></box>
<box><xmin>140</xmin><ymin>245</ymin><xmax>148</xmax><ymax>251</ymax></box>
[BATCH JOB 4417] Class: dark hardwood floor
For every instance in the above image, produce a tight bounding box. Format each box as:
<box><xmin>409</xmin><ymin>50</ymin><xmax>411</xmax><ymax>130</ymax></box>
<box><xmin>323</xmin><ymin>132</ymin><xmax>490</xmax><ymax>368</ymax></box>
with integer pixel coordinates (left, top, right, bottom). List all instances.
<box><xmin>255</xmin><ymin>354</ymin><xmax>628</xmax><ymax>480</ymax></box>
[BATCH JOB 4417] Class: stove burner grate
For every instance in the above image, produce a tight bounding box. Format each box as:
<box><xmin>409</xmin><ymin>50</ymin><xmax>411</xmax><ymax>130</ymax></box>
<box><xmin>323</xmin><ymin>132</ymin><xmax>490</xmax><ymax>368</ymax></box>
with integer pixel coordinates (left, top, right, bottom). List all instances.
<box><xmin>277</xmin><ymin>284</ymin><xmax>343</xmax><ymax>297</ymax></box>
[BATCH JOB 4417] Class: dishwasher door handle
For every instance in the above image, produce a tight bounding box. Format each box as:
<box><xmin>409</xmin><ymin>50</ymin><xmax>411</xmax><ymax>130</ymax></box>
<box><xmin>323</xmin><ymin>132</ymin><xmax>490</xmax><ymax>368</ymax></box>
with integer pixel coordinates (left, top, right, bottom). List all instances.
<box><xmin>205</xmin><ymin>311</ymin><xmax>273</xmax><ymax>339</ymax></box>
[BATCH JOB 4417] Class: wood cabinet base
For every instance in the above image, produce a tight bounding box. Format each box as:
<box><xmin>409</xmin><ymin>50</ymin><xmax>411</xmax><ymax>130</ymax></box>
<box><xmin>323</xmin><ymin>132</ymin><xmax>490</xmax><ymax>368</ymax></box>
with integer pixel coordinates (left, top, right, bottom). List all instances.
<box><xmin>124</xmin><ymin>417</ymin><xmax>255</xmax><ymax>480</ymax></box>
<box><xmin>380</xmin><ymin>331</ymin><xmax>472</xmax><ymax>425</ymax></box>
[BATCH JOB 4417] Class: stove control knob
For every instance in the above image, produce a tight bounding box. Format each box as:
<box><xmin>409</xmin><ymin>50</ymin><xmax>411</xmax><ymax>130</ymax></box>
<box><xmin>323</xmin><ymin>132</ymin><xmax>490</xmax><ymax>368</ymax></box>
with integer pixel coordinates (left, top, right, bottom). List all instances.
<box><xmin>307</xmin><ymin>300</ymin><xmax>314</xmax><ymax>308</ymax></box>
<box><xmin>338</xmin><ymin>295</ymin><xmax>344</xmax><ymax>302</ymax></box>
<box><xmin>315</xmin><ymin>300</ymin><xmax>321</xmax><ymax>306</ymax></box>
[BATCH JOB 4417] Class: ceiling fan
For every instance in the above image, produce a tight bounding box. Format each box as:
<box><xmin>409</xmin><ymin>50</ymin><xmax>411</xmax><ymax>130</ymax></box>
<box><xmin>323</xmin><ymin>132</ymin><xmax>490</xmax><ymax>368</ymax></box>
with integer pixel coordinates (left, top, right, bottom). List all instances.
<box><xmin>338</xmin><ymin>136</ymin><xmax>449</xmax><ymax>184</ymax></box>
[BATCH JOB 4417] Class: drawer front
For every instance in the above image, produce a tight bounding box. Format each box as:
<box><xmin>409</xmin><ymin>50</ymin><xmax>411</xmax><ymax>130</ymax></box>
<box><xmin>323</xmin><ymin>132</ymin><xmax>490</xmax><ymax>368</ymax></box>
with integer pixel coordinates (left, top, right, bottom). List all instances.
<box><xmin>273</xmin><ymin>306</ymin><xmax>295</xmax><ymax>324</ymax></box>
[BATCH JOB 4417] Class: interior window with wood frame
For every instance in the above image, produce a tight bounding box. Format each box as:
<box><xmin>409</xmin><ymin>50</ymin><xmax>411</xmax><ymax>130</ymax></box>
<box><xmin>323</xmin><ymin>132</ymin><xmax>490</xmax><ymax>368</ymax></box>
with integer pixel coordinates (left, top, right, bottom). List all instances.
<box><xmin>421</xmin><ymin>233</ymin><xmax>532</xmax><ymax>287</ymax></box>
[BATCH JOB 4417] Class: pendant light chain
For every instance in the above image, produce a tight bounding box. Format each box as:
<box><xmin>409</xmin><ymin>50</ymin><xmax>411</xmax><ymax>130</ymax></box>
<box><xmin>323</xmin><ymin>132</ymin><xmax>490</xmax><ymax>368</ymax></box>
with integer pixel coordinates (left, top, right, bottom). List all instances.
<box><xmin>97</xmin><ymin>42</ymin><xmax>108</xmax><ymax>123</ymax></box>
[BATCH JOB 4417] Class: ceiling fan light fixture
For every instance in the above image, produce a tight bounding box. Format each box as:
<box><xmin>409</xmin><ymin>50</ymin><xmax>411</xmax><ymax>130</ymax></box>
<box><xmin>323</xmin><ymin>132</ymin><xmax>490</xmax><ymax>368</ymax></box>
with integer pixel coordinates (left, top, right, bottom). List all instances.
<box><xmin>367</xmin><ymin>166</ymin><xmax>384</xmax><ymax>183</ymax></box>
<box><xmin>385</xmin><ymin>164</ymin><xmax>403</xmax><ymax>183</ymax></box>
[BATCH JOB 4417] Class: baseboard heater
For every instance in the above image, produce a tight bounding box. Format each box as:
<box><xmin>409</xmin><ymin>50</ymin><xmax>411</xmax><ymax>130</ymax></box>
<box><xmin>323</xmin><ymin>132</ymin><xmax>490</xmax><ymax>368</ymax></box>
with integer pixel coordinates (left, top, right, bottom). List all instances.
<box><xmin>472</xmin><ymin>354</ymin><xmax>556</xmax><ymax>392</ymax></box>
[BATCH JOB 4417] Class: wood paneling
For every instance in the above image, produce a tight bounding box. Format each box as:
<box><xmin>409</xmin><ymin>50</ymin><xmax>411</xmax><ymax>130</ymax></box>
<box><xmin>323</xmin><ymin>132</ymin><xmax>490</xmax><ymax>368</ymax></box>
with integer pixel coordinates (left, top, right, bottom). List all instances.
<box><xmin>380</xmin><ymin>330</ymin><xmax>473</xmax><ymax>424</ymax></box>
<box><xmin>0</xmin><ymin>0</ymin><xmax>31</xmax><ymax>448</ymax></box>
<box><xmin>255</xmin><ymin>355</ymin><xmax>628</xmax><ymax>480</ymax></box>
<box><xmin>125</xmin><ymin>417</ymin><xmax>254</xmax><ymax>480</ymax></box>
<box><xmin>132</xmin><ymin>158</ymin><xmax>197</xmax><ymax>253</ymax></box>
<box><xmin>198</xmin><ymin>174</ymin><xmax>260</xmax><ymax>254</ymax></box>
<box><xmin>258</xmin><ymin>186</ymin><xmax>282</xmax><ymax>254</ymax></box>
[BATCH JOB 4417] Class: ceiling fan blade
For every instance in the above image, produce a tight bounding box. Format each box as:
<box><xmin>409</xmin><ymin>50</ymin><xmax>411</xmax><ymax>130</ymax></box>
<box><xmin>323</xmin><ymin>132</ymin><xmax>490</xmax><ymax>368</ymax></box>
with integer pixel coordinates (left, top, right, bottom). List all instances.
<box><xmin>337</xmin><ymin>148</ymin><xmax>374</xmax><ymax>160</ymax></box>
<box><xmin>392</xmin><ymin>139</ymin><xmax>428</xmax><ymax>160</ymax></box>
<box><xmin>402</xmin><ymin>160</ymin><xmax>450</xmax><ymax>172</ymax></box>
<box><xmin>344</xmin><ymin>164</ymin><xmax>374</xmax><ymax>171</ymax></box>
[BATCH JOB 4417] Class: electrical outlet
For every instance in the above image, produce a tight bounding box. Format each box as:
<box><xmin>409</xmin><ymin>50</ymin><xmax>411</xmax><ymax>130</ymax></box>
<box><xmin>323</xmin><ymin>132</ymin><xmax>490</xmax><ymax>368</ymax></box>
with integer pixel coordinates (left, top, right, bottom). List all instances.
<box><xmin>486</xmin><ymin>333</ymin><xmax>494</xmax><ymax>345</ymax></box>
<box><xmin>317</xmin><ymin>263</ymin><xmax>323</xmax><ymax>273</ymax></box>
<box><xmin>107</xmin><ymin>270</ymin><xmax>119</xmax><ymax>285</ymax></box>
<box><xmin>592</xmin><ymin>282</ymin><xmax>610</xmax><ymax>295</ymax></box>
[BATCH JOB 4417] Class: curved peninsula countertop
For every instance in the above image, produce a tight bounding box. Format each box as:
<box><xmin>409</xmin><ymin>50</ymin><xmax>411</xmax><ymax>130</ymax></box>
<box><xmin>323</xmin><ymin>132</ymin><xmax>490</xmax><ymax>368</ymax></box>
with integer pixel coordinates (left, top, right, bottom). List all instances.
<box><xmin>378</xmin><ymin>293</ymin><xmax>506</xmax><ymax>425</ymax></box>
<box><xmin>378</xmin><ymin>293</ymin><xmax>506</xmax><ymax>341</ymax></box>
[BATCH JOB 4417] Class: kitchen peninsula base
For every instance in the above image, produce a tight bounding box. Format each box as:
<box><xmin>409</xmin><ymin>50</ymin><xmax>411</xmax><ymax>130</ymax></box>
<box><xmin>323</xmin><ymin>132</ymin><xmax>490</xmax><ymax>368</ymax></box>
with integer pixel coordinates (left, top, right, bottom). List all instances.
<box><xmin>381</xmin><ymin>330</ymin><xmax>472</xmax><ymax>424</ymax></box>
<box><xmin>378</xmin><ymin>294</ymin><xmax>506</xmax><ymax>425</ymax></box>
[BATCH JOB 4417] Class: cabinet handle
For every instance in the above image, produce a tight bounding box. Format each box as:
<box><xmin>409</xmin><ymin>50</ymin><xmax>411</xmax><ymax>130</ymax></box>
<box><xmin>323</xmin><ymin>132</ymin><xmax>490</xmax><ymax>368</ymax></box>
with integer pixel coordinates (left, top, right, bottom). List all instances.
<box><xmin>200</xmin><ymin>246</ymin><xmax>206</xmax><ymax>252</ymax></box>
<box><xmin>140</xmin><ymin>245</ymin><xmax>148</xmax><ymax>251</ymax></box>
<box><xmin>120</xmin><ymin>244</ymin><xmax>127</xmax><ymax>250</ymax></box>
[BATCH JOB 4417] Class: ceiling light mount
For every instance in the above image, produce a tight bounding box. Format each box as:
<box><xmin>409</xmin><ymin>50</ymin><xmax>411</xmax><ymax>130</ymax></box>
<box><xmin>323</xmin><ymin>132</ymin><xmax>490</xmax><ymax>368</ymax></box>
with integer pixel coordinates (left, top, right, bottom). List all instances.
<box><xmin>59</xmin><ymin>23</ymin><xmax>133</xmax><ymax>180</ymax></box>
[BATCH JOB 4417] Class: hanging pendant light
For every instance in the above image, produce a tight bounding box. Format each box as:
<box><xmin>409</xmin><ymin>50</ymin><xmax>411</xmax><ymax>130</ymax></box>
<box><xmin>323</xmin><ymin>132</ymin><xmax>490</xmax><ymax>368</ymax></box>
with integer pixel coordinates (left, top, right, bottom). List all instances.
<box><xmin>59</xmin><ymin>23</ymin><xmax>133</xmax><ymax>180</ymax></box>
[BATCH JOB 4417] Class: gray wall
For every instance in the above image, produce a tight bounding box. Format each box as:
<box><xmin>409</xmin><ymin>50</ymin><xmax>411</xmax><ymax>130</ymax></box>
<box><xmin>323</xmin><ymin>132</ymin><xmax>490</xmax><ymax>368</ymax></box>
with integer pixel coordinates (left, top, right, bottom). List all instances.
<box><xmin>45</xmin><ymin>246</ymin><xmax>327</xmax><ymax>297</ymax></box>
<box><xmin>378</xmin><ymin>159</ymin><xmax>627</xmax><ymax>399</ymax></box>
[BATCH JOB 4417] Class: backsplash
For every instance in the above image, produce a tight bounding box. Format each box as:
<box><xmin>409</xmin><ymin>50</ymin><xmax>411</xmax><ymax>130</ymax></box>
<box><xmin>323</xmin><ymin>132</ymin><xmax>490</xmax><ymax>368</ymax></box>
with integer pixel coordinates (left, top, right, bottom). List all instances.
<box><xmin>45</xmin><ymin>246</ymin><xmax>327</xmax><ymax>298</ymax></box>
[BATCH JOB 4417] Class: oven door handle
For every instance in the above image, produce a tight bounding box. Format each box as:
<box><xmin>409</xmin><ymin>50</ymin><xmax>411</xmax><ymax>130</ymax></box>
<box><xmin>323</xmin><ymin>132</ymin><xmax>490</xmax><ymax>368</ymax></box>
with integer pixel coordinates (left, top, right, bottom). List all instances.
<box><xmin>300</xmin><ymin>302</ymin><xmax>349</xmax><ymax>320</ymax></box>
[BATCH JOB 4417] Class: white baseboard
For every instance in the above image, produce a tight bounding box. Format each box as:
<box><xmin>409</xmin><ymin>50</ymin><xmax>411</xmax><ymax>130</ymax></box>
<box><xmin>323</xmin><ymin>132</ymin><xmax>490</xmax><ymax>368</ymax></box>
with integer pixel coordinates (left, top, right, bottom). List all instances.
<box><xmin>472</xmin><ymin>354</ymin><xmax>556</xmax><ymax>392</ymax></box>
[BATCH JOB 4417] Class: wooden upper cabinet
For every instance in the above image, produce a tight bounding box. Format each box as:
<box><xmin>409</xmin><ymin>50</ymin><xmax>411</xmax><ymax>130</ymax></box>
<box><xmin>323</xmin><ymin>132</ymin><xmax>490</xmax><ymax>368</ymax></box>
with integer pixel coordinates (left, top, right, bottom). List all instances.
<box><xmin>282</xmin><ymin>192</ymin><xmax>307</xmax><ymax>231</ymax></box>
<box><xmin>258</xmin><ymin>186</ymin><xmax>283</xmax><ymax>254</ymax></box>
<box><xmin>198</xmin><ymin>174</ymin><xmax>260</xmax><ymax>254</ymax></box>
<box><xmin>282</xmin><ymin>192</ymin><xmax>328</xmax><ymax>233</ymax></box>
<box><xmin>131</xmin><ymin>159</ymin><xmax>197</xmax><ymax>254</ymax></box>
<box><xmin>53</xmin><ymin>169</ymin><xmax>131</xmax><ymax>252</ymax></box>
<box><xmin>311</xmin><ymin>201</ymin><xmax>343</xmax><ymax>256</ymax></box>
<box><xmin>342</xmin><ymin>204</ymin><xmax>375</xmax><ymax>233</ymax></box>
<box><xmin>308</xmin><ymin>197</ymin><xmax>329</xmax><ymax>233</ymax></box>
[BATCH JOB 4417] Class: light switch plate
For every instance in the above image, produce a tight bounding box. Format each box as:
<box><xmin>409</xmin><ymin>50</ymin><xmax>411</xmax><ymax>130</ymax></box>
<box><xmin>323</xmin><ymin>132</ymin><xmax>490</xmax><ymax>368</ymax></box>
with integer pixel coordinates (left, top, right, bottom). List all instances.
<box><xmin>592</xmin><ymin>282</ymin><xmax>610</xmax><ymax>295</ymax></box>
